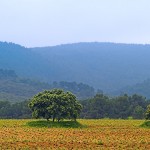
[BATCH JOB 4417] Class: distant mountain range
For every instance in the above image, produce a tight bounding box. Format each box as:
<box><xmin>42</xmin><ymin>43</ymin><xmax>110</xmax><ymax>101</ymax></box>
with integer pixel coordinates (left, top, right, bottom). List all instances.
<box><xmin>1</xmin><ymin>41</ymin><xmax>150</xmax><ymax>96</ymax></box>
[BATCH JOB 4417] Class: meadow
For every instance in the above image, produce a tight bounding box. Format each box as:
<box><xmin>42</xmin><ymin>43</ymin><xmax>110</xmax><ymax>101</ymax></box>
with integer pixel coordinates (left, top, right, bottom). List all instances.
<box><xmin>0</xmin><ymin>119</ymin><xmax>150</xmax><ymax>149</ymax></box>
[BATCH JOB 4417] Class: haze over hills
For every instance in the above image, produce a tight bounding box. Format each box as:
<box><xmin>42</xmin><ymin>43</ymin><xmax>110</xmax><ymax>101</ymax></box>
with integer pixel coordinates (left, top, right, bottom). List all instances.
<box><xmin>0</xmin><ymin>68</ymin><xmax>95</xmax><ymax>102</ymax></box>
<box><xmin>120</xmin><ymin>79</ymin><xmax>150</xmax><ymax>98</ymax></box>
<box><xmin>31</xmin><ymin>42</ymin><xmax>150</xmax><ymax>92</ymax></box>
<box><xmin>0</xmin><ymin>68</ymin><xmax>51</xmax><ymax>102</ymax></box>
<box><xmin>1</xmin><ymin>41</ymin><xmax>150</xmax><ymax>96</ymax></box>
<box><xmin>0</xmin><ymin>42</ymin><xmax>50</xmax><ymax>80</ymax></box>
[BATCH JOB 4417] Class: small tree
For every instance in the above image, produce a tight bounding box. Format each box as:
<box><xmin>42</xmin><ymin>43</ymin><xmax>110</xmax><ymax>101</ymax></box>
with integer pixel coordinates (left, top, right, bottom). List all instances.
<box><xmin>145</xmin><ymin>104</ymin><xmax>150</xmax><ymax>120</ymax></box>
<box><xmin>28</xmin><ymin>89</ymin><xmax>82</xmax><ymax>122</ymax></box>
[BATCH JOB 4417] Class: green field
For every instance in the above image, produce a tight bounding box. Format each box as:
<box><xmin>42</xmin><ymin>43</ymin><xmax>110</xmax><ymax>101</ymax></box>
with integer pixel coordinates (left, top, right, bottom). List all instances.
<box><xmin>0</xmin><ymin>119</ymin><xmax>150</xmax><ymax>149</ymax></box>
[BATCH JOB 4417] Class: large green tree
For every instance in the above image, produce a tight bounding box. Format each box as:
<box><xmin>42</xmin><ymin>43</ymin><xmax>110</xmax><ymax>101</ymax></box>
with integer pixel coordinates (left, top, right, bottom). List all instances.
<box><xmin>28</xmin><ymin>89</ymin><xmax>82</xmax><ymax>122</ymax></box>
<box><xmin>145</xmin><ymin>104</ymin><xmax>150</xmax><ymax>120</ymax></box>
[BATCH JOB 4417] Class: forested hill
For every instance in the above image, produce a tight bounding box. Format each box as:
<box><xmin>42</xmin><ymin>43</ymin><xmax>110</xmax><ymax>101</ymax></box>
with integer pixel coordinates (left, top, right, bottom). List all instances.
<box><xmin>120</xmin><ymin>79</ymin><xmax>150</xmax><ymax>98</ymax></box>
<box><xmin>0</xmin><ymin>42</ymin><xmax>50</xmax><ymax>80</ymax></box>
<box><xmin>31</xmin><ymin>42</ymin><xmax>150</xmax><ymax>93</ymax></box>
<box><xmin>1</xmin><ymin>41</ymin><xmax>150</xmax><ymax>94</ymax></box>
<box><xmin>0</xmin><ymin>69</ymin><xmax>95</xmax><ymax>102</ymax></box>
<box><xmin>0</xmin><ymin>68</ymin><xmax>51</xmax><ymax>102</ymax></box>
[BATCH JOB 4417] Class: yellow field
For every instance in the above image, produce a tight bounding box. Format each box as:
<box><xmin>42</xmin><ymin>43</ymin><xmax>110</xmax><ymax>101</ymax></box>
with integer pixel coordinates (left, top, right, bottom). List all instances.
<box><xmin>0</xmin><ymin>119</ymin><xmax>150</xmax><ymax>149</ymax></box>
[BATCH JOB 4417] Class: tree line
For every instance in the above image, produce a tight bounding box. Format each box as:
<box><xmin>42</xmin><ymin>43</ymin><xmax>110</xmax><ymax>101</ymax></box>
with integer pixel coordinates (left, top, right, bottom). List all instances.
<box><xmin>0</xmin><ymin>91</ymin><xmax>150</xmax><ymax>120</ymax></box>
<box><xmin>81</xmin><ymin>93</ymin><xmax>150</xmax><ymax>119</ymax></box>
<box><xmin>0</xmin><ymin>100</ymin><xmax>31</xmax><ymax>119</ymax></box>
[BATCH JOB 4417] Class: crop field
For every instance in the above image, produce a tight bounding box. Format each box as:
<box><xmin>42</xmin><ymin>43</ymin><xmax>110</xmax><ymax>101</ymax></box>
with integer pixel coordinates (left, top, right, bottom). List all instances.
<box><xmin>0</xmin><ymin>119</ymin><xmax>150</xmax><ymax>150</ymax></box>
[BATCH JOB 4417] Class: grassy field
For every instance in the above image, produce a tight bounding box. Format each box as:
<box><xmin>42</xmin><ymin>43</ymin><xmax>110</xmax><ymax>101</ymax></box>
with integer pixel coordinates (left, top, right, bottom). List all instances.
<box><xmin>0</xmin><ymin>119</ymin><xmax>150</xmax><ymax>149</ymax></box>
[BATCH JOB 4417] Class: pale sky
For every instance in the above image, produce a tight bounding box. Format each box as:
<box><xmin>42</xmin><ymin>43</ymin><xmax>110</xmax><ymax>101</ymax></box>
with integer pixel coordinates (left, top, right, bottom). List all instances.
<box><xmin>0</xmin><ymin>0</ymin><xmax>150</xmax><ymax>47</ymax></box>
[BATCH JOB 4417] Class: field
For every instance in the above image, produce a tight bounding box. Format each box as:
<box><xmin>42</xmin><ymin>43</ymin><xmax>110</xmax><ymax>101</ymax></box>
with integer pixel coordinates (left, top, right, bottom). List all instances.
<box><xmin>0</xmin><ymin>119</ymin><xmax>150</xmax><ymax>150</ymax></box>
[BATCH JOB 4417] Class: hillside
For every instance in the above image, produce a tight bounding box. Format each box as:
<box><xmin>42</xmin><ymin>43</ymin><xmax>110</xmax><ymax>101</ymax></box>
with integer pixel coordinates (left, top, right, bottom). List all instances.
<box><xmin>0</xmin><ymin>42</ymin><xmax>50</xmax><ymax>81</ymax></box>
<box><xmin>1</xmin><ymin>42</ymin><xmax>150</xmax><ymax>94</ymax></box>
<box><xmin>0</xmin><ymin>69</ymin><xmax>51</xmax><ymax>102</ymax></box>
<box><xmin>31</xmin><ymin>42</ymin><xmax>150</xmax><ymax>93</ymax></box>
<box><xmin>119</xmin><ymin>79</ymin><xmax>150</xmax><ymax>98</ymax></box>
<box><xmin>0</xmin><ymin>69</ymin><xmax>95</xmax><ymax>102</ymax></box>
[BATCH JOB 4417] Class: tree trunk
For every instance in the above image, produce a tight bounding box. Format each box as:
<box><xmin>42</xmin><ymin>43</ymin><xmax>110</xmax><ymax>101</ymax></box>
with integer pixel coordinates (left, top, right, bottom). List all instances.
<box><xmin>52</xmin><ymin>117</ymin><xmax>55</xmax><ymax>122</ymax></box>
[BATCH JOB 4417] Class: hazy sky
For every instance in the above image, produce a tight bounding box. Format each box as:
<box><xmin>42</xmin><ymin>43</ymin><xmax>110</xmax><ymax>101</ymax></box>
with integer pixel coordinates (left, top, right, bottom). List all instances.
<box><xmin>0</xmin><ymin>0</ymin><xmax>150</xmax><ymax>47</ymax></box>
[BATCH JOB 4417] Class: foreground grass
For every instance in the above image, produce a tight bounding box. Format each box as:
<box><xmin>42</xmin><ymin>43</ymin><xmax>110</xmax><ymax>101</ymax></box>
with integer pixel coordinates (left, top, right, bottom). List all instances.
<box><xmin>0</xmin><ymin>119</ymin><xmax>150</xmax><ymax>149</ymax></box>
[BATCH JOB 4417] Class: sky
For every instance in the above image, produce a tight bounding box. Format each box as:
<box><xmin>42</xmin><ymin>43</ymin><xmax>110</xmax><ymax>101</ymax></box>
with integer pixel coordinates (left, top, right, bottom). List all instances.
<box><xmin>0</xmin><ymin>0</ymin><xmax>150</xmax><ymax>47</ymax></box>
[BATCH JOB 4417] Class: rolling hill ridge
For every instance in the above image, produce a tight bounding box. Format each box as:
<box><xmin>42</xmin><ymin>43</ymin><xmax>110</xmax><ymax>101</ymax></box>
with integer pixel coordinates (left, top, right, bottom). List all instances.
<box><xmin>1</xmin><ymin>41</ymin><xmax>150</xmax><ymax>95</ymax></box>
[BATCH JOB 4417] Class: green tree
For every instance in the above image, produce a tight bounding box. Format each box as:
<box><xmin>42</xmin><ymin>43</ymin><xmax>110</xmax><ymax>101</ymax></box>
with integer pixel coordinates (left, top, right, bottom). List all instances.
<box><xmin>132</xmin><ymin>106</ymin><xmax>144</xmax><ymax>119</ymax></box>
<box><xmin>28</xmin><ymin>89</ymin><xmax>82</xmax><ymax>122</ymax></box>
<box><xmin>145</xmin><ymin>104</ymin><xmax>150</xmax><ymax>120</ymax></box>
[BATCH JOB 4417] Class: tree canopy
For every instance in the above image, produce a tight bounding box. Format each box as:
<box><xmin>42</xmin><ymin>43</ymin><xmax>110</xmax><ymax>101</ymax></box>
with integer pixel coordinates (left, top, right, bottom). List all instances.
<box><xmin>28</xmin><ymin>89</ymin><xmax>82</xmax><ymax>122</ymax></box>
<box><xmin>80</xmin><ymin>94</ymin><xmax>148</xmax><ymax>119</ymax></box>
<box><xmin>145</xmin><ymin>104</ymin><xmax>150</xmax><ymax>120</ymax></box>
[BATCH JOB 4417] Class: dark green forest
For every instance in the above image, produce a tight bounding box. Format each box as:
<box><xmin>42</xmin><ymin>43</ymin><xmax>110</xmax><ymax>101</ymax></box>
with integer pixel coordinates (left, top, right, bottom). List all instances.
<box><xmin>81</xmin><ymin>94</ymin><xmax>149</xmax><ymax>119</ymax></box>
<box><xmin>0</xmin><ymin>93</ymin><xmax>149</xmax><ymax>119</ymax></box>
